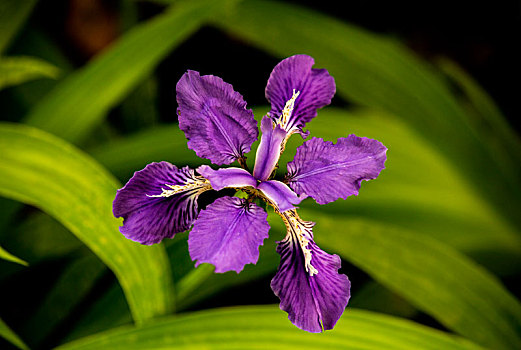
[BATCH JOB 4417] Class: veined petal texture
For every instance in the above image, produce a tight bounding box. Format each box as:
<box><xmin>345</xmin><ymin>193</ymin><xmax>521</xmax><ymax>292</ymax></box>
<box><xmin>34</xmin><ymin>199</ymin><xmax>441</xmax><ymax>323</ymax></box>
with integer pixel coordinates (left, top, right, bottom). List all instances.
<box><xmin>253</xmin><ymin>116</ymin><xmax>287</xmax><ymax>181</ymax></box>
<box><xmin>287</xmin><ymin>136</ymin><xmax>387</xmax><ymax>205</ymax></box>
<box><xmin>177</xmin><ymin>70</ymin><xmax>258</xmax><ymax>165</ymax></box>
<box><xmin>265</xmin><ymin>55</ymin><xmax>335</xmax><ymax>135</ymax></box>
<box><xmin>113</xmin><ymin>162</ymin><xmax>210</xmax><ymax>245</ymax></box>
<box><xmin>271</xmin><ymin>210</ymin><xmax>350</xmax><ymax>332</ymax></box>
<box><xmin>188</xmin><ymin>196</ymin><xmax>270</xmax><ymax>273</ymax></box>
<box><xmin>197</xmin><ymin>165</ymin><xmax>256</xmax><ymax>191</ymax></box>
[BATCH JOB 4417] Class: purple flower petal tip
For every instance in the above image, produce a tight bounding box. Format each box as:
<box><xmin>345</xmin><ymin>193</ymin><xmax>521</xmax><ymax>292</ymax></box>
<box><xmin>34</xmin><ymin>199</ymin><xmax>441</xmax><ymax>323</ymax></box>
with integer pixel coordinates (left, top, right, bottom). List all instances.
<box><xmin>271</xmin><ymin>210</ymin><xmax>350</xmax><ymax>332</ymax></box>
<box><xmin>287</xmin><ymin>135</ymin><xmax>387</xmax><ymax>205</ymax></box>
<box><xmin>188</xmin><ymin>196</ymin><xmax>270</xmax><ymax>273</ymax></box>
<box><xmin>113</xmin><ymin>162</ymin><xmax>210</xmax><ymax>245</ymax></box>
<box><xmin>265</xmin><ymin>55</ymin><xmax>335</xmax><ymax>135</ymax></box>
<box><xmin>176</xmin><ymin>70</ymin><xmax>258</xmax><ymax>165</ymax></box>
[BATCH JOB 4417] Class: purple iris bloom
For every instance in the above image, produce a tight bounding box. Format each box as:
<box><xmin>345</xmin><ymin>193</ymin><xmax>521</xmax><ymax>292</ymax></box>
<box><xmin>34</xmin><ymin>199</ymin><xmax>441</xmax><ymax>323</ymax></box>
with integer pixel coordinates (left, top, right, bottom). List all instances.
<box><xmin>113</xmin><ymin>55</ymin><xmax>387</xmax><ymax>332</ymax></box>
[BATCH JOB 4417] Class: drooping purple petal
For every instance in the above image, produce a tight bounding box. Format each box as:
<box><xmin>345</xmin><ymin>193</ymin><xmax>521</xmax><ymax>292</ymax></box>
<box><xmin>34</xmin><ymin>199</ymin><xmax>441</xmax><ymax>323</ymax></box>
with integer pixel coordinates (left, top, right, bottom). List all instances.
<box><xmin>271</xmin><ymin>210</ymin><xmax>350</xmax><ymax>333</ymax></box>
<box><xmin>257</xmin><ymin>180</ymin><xmax>302</xmax><ymax>212</ymax></box>
<box><xmin>177</xmin><ymin>70</ymin><xmax>258</xmax><ymax>165</ymax></box>
<box><xmin>197</xmin><ymin>165</ymin><xmax>256</xmax><ymax>191</ymax></box>
<box><xmin>265</xmin><ymin>55</ymin><xmax>335</xmax><ymax>136</ymax></box>
<box><xmin>188</xmin><ymin>196</ymin><xmax>270</xmax><ymax>273</ymax></box>
<box><xmin>253</xmin><ymin>116</ymin><xmax>287</xmax><ymax>181</ymax></box>
<box><xmin>287</xmin><ymin>136</ymin><xmax>387</xmax><ymax>205</ymax></box>
<box><xmin>113</xmin><ymin>162</ymin><xmax>211</xmax><ymax>245</ymax></box>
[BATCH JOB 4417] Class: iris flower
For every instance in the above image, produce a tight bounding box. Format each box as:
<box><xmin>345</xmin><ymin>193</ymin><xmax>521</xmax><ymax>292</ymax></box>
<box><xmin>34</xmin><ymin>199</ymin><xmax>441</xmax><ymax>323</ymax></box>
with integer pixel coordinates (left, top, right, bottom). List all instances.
<box><xmin>113</xmin><ymin>55</ymin><xmax>387</xmax><ymax>332</ymax></box>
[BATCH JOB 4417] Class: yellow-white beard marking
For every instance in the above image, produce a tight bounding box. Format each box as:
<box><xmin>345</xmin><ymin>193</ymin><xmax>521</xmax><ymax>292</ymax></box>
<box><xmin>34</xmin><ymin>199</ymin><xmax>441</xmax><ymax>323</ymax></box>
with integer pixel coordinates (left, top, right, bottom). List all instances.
<box><xmin>146</xmin><ymin>177</ymin><xmax>211</xmax><ymax>198</ymax></box>
<box><xmin>280</xmin><ymin>209</ymin><xmax>318</xmax><ymax>276</ymax></box>
<box><xmin>274</xmin><ymin>89</ymin><xmax>301</xmax><ymax>154</ymax></box>
<box><xmin>279</xmin><ymin>89</ymin><xmax>300</xmax><ymax>130</ymax></box>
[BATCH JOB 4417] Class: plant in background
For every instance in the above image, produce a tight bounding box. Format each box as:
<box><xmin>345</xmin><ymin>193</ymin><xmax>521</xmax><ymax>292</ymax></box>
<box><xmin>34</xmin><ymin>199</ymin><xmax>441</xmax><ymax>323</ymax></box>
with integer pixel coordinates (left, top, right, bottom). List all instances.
<box><xmin>2</xmin><ymin>1</ymin><xmax>520</xmax><ymax>348</ymax></box>
<box><xmin>113</xmin><ymin>55</ymin><xmax>387</xmax><ymax>332</ymax></box>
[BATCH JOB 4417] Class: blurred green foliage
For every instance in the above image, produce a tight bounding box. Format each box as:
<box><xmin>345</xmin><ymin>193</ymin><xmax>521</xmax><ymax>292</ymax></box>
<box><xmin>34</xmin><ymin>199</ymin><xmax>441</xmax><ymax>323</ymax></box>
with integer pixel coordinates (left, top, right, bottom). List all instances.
<box><xmin>0</xmin><ymin>0</ymin><xmax>520</xmax><ymax>349</ymax></box>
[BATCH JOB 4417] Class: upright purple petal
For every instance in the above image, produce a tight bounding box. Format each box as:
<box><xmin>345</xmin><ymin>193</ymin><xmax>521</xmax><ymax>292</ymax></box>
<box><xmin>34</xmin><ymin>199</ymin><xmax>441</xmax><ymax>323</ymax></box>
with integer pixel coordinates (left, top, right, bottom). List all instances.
<box><xmin>257</xmin><ymin>180</ymin><xmax>303</xmax><ymax>213</ymax></box>
<box><xmin>113</xmin><ymin>162</ymin><xmax>211</xmax><ymax>245</ymax></box>
<box><xmin>287</xmin><ymin>136</ymin><xmax>387</xmax><ymax>205</ymax></box>
<box><xmin>188</xmin><ymin>197</ymin><xmax>270</xmax><ymax>273</ymax></box>
<box><xmin>271</xmin><ymin>210</ymin><xmax>350</xmax><ymax>332</ymax></box>
<box><xmin>197</xmin><ymin>165</ymin><xmax>256</xmax><ymax>191</ymax></box>
<box><xmin>265</xmin><ymin>55</ymin><xmax>335</xmax><ymax>136</ymax></box>
<box><xmin>177</xmin><ymin>70</ymin><xmax>258</xmax><ymax>165</ymax></box>
<box><xmin>253</xmin><ymin>117</ymin><xmax>287</xmax><ymax>181</ymax></box>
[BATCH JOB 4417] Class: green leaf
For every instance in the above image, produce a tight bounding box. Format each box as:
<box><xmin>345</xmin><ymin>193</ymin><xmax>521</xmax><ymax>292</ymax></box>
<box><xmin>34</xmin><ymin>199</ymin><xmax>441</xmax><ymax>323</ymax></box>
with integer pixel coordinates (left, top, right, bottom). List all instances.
<box><xmin>56</xmin><ymin>306</ymin><xmax>483</xmax><ymax>350</ymax></box>
<box><xmin>0</xmin><ymin>0</ymin><xmax>37</xmax><ymax>54</ymax></box>
<box><xmin>9</xmin><ymin>212</ymin><xmax>83</xmax><ymax>262</ymax></box>
<box><xmin>0</xmin><ymin>317</ymin><xmax>29</xmax><ymax>350</ymax></box>
<box><xmin>301</xmin><ymin>108</ymin><xmax>521</xmax><ymax>274</ymax></box>
<box><xmin>24</xmin><ymin>0</ymin><xmax>234</xmax><ymax>144</ymax></box>
<box><xmin>90</xmin><ymin>125</ymin><xmax>204</xmax><ymax>181</ymax></box>
<box><xmin>0</xmin><ymin>122</ymin><xmax>174</xmax><ymax>324</ymax></box>
<box><xmin>291</xmin><ymin>212</ymin><xmax>521</xmax><ymax>350</ymax></box>
<box><xmin>0</xmin><ymin>56</ymin><xmax>60</xmax><ymax>90</ymax></box>
<box><xmin>0</xmin><ymin>245</ymin><xmax>27</xmax><ymax>266</ymax></box>
<box><xmin>212</xmin><ymin>0</ymin><xmax>521</xmax><ymax>230</ymax></box>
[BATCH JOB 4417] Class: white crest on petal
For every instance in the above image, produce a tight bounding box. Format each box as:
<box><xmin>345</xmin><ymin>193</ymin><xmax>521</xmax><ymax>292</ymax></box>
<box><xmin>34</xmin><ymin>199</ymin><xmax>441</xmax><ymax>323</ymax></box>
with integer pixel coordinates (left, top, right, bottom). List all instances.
<box><xmin>279</xmin><ymin>89</ymin><xmax>300</xmax><ymax>130</ymax></box>
<box><xmin>146</xmin><ymin>176</ymin><xmax>210</xmax><ymax>198</ymax></box>
<box><xmin>280</xmin><ymin>209</ymin><xmax>318</xmax><ymax>276</ymax></box>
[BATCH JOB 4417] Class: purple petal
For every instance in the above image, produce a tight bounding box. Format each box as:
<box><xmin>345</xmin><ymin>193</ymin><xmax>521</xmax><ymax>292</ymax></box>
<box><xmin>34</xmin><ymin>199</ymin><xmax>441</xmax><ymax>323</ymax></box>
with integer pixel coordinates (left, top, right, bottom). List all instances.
<box><xmin>265</xmin><ymin>55</ymin><xmax>335</xmax><ymax>136</ymax></box>
<box><xmin>253</xmin><ymin>117</ymin><xmax>287</xmax><ymax>181</ymax></box>
<box><xmin>113</xmin><ymin>162</ymin><xmax>211</xmax><ymax>245</ymax></box>
<box><xmin>271</xmin><ymin>210</ymin><xmax>350</xmax><ymax>333</ymax></box>
<box><xmin>197</xmin><ymin>165</ymin><xmax>256</xmax><ymax>191</ymax></box>
<box><xmin>287</xmin><ymin>136</ymin><xmax>387</xmax><ymax>205</ymax></box>
<box><xmin>257</xmin><ymin>180</ymin><xmax>302</xmax><ymax>212</ymax></box>
<box><xmin>188</xmin><ymin>196</ymin><xmax>270</xmax><ymax>273</ymax></box>
<box><xmin>177</xmin><ymin>70</ymin><xmax>258</xmax><ymax>165</ymax></box>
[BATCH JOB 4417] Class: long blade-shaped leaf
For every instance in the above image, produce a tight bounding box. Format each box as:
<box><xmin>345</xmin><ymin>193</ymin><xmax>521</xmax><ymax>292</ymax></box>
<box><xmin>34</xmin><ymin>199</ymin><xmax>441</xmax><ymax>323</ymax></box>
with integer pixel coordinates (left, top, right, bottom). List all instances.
<box><xmin>0</xmin><ymin>123</ymin><xmax>173</xmax><ymax>324</ymax></box>
<box><xmin>212</xmin><ymin>0</ymin><xmax>521</xmax><ymax>230</ymax></box>
<box><xmin>0</xmin><ymin>317</ymin><xmax>29</xmax><ymax>350</ymax></box>
<box><xmin>0</xmin><ymin>56</ymin><xmax>60</xmax><ymax>90</ymax></box>
<box><xmin>302</xmin><ymin>108</ymin><xmax>521</xmax><ymax>272</ymax></box>
<box><xmin>56</xmin><ymin>306</ymin><xmax>483</xmax><ymax>350</ymax></box>
<box><xmin>287</xmin><ymin>212</ymin><xmax>521</xmax><ymax>349</ymax></box>
<box><xmin>0</xmin><ymin>245</ymin><xmax>27</xmax><ymax>266</ymax></box>
<box><xmin>24</xmin><ymin>0</ymin><xmax>232</xmax><ymax>143</ymax></box>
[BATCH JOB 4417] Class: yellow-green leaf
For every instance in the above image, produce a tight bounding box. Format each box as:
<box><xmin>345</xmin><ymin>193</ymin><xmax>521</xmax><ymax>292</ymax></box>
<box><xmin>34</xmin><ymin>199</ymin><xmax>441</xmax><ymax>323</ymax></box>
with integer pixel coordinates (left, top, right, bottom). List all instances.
<box><xmin>0</xmin><ymin>56</ymin><xmax>59</xmax><ymax>90</ymax></box>
<box><xmin>0</xmin><ymin>245</ymin><xmax>28</xmax><ymax>266</ymax></box>
<box><xmin>56</xmin><ymin>306</ymin><xmax>483</xmax><ymax>350</ymax></box>
<box><xmin>0</xmin><ymin>122</ymin><xmax>174</xmax><ymax>324</ymax></box>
